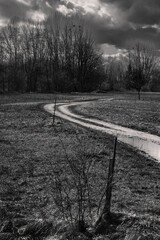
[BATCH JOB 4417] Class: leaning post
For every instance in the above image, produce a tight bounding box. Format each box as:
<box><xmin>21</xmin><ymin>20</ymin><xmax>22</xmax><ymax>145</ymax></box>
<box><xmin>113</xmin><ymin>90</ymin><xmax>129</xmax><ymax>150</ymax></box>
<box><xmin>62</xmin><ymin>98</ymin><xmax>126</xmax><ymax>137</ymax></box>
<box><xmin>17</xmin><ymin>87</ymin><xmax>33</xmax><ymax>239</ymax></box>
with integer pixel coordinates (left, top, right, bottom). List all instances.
<box><xmin>95</xmin><ymin>136</ymin><xmax>117</xmax><ymax>234</ymax></box>
<box><xmin>53</xmin><ymin>96</ymin><xmax>57</xmax><ymax>125</ymax></box>
<box><xmin>104</xmin><ymin>136</ymin><xmax>117</xmax><ymax>214</ymax></box>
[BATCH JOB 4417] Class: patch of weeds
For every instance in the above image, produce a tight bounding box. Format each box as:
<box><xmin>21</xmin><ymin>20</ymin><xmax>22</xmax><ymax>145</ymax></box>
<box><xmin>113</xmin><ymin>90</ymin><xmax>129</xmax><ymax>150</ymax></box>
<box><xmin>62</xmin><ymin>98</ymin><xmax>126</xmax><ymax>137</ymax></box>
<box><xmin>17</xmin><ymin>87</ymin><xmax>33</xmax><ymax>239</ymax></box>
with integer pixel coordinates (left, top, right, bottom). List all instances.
<box><xmin>74</xmin><ymin>98</ymin><xmax>160</xmax><ymax>136</ymax></box>
<box><xmin>25</xmin><ymin>161</ymin><xmax>35</xmax><ymax>178</ymax></box>
<box><xmin>0</xmin><ymin>139</ymin><xmax>11</xmax><ymax>145</ymax></box>
<box><xmin>0</xmin><ymin>165</ymin><xmax>11</xmax><ymax>176</ymax></box>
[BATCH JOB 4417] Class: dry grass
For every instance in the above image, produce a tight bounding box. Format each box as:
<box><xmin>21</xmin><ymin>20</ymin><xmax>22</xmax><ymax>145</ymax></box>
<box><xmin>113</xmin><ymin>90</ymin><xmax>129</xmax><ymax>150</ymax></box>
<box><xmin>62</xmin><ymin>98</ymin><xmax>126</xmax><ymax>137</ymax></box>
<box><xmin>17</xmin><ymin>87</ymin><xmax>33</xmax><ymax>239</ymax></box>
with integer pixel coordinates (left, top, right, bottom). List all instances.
<box><xmin>0</xmin><ymin>92</ymin><xmax>103</xmax><ymax>105</ymax></box>
<box><xmin>73</xmin><ymin>93</ymin><xmax>160</xmax><ymax>136</ymax></box>
<box><xmin>0</xmin><ymin>93</ymin><xmax>160</xmax><ymax>239</ymax></box>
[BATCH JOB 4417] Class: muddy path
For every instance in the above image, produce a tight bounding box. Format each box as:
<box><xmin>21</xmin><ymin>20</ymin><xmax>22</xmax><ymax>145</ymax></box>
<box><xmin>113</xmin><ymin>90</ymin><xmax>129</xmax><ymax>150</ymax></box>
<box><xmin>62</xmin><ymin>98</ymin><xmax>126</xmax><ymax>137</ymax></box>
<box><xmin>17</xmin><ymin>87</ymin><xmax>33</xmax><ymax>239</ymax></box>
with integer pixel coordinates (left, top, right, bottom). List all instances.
<box><xmin>44</xmin><ymin>100</ymin><xmax>160</xmax><ymax>162</ymax></box>
<box><xmin>2</xmin><ymin>99</ymin><xmax>160</xmax><ymax>161</ymax></box>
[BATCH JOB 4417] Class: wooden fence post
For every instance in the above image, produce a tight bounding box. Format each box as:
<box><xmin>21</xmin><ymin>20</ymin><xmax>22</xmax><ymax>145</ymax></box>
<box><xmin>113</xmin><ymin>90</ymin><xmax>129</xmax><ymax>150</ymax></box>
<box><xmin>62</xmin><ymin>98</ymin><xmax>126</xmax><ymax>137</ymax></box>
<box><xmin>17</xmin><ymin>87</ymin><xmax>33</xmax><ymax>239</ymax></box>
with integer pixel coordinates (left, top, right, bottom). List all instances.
<box><xmin>104</xmin><ymin>136</ymin><xmax>117</xmax><ymax>214</ymax></box>
<box><xmin>95</xmin><ymin>136</ymin><xmax>117</xmax><ymax>233</ymax></box>
<box><xmin>53</xmin><ymin>97</ymin><xmax>57</xmax><ymax>125</ymax></box>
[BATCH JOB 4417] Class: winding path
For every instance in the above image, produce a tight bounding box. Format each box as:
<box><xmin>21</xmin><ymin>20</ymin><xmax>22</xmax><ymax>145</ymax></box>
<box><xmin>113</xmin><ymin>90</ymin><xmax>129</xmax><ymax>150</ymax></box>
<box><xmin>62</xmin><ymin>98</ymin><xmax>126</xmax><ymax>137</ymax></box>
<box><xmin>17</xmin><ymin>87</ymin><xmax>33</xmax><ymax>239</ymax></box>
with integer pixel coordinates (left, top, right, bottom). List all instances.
<box><xmin>44</xmin><ymin>99</ymin><xmax>160</xmax><ymax>162</ymax></box>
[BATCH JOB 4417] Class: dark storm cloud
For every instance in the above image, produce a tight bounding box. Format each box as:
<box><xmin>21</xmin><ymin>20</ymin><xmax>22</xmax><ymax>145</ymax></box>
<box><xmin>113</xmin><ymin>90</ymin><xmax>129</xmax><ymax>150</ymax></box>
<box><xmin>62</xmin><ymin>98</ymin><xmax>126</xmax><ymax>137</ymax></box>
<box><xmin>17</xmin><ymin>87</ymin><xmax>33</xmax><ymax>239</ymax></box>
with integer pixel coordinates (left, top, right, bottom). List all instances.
<box><xmin>1</xmin><ymin>0</ymin><xmax>160</xmax><ymax>51</ymax></box>
<box><xmin>0</xmin><ymin>0</ymin><xmax>60</xmax><ymax>22</ymax></box>
<box><xmin>0</xmin><ymin>0</ymin><xmax>30</xmax><ymax>20</ymax></box>
<box><xmin>100</xmin><ymin>0</ymin><xmax>133</xmax><ymax>10</ymax></box>
<box><xmin>81</xmin><ymin>0</ymin><xmax>160</xmax><ymax>50</ymax></box>
<box><xmin>65</xmin><ymin>2</ymin><xmax>75</xmax><ymax>10</ymax></box>
<box><xmin>95</xmin><ymin>26</ymin><xmax>160</xmax><ymax>49</ymax></box>
<box><xmin>100</xmin><ymin>0</ymin><xmax>160</xmax><ymax>25</ymax></box>
<box><xmin>46</xmin><ymin>0</ymin><xmax>60</xmax><ymax>4</ymax></box>
<box><xmin>128</xmin><ymin>1</ymin><xmax>160</xmax><ymax>25</ymax></box>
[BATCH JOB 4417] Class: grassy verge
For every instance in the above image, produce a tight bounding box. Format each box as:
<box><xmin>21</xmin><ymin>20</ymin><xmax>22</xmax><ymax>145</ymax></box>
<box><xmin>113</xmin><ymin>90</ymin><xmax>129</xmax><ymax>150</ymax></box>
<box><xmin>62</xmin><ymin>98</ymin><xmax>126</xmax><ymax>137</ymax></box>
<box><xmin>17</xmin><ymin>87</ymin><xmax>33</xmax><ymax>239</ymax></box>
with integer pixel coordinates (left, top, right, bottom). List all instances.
<box><xmin>0</xmin><ymin>92</ymin><xmax>106</xmax><ymax>105</ymax></box>
<box><xmin>0</xmin><ymin>94</ymin><xmax>160</xmax><ymax>239</ymax></box>
<box><xmin>73</xmin><ymin>93</ymin><xmax>160</xmax><ymax>136</ymax></box>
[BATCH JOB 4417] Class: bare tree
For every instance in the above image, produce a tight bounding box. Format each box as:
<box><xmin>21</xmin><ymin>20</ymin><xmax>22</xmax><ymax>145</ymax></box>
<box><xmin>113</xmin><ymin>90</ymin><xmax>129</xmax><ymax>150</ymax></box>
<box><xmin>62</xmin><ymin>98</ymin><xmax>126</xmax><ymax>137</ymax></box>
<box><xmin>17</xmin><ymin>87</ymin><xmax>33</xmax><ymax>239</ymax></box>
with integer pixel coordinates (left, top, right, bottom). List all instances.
<box><xmin>126</xmin><ymin>41</ymin><xmax>157</xmax><ymax>100</ymax></box>
<box><xmin>44</xmin><ymin>15</ymin><xmax>63</xmax><ymax>92</ymax></box>
<box><xmin>0</xmin><ymin>15</ymin><xmax>105</xmax><ymax>93</ymax></box>
<box><xmin>21</xmin><ymin>21</ymin><xmax>46</xmax><ymax>92</ymax></box>
<box><xmin>2</xmin><ymin>18</ymin><xmax>24</xmax><ymax>91</ymax></box>
<box><xmin>74</xmin><ymin>24</ymin><xmax>103</xmax><ymax>92</ymax></box>
<box><xmin>149</xmin><ymin>68</ymin><xmax>160</xmax><ymax>91</ymax></box>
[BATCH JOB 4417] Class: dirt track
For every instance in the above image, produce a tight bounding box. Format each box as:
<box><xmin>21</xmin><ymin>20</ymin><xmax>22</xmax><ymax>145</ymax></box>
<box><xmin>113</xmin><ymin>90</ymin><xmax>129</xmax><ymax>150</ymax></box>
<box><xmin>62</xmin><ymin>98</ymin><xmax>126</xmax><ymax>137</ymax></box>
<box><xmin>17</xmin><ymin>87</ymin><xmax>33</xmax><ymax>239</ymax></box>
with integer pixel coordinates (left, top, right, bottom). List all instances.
<box><xmin>44</xmin><ymin>100</ymin><xmax>160</xmax><ymax>162</ymax></box>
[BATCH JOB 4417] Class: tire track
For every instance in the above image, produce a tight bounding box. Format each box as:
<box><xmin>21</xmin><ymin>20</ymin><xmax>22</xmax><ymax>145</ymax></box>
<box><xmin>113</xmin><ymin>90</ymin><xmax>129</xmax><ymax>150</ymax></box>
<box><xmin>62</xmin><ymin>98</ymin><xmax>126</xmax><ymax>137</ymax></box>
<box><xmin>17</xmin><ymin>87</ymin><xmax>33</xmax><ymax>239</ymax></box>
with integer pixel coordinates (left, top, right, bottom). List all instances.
<box><xmin>44</xmin><ymin>100</ymin><xmax>160</xmax><ymax>162</ymax></box>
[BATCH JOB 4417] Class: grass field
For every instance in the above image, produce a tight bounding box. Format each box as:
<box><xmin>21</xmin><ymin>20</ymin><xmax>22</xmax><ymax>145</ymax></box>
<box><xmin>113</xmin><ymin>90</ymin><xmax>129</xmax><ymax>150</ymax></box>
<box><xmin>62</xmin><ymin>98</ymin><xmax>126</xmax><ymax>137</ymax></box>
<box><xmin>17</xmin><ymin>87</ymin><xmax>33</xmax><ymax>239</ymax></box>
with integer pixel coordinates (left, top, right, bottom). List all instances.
<box><xmin>0</xmin><ymin>93</ymin><xmax>160</xmax><ymax>239</ymax></box>
<box><xmin>0</xmin><ymin>92</ymin><xmax>102</xmax><ymax>104</ymax></box>
<box><xmin>73</xmin><ymin>92</ymin><xmax>160</xmax><ymax>136</ymax></box>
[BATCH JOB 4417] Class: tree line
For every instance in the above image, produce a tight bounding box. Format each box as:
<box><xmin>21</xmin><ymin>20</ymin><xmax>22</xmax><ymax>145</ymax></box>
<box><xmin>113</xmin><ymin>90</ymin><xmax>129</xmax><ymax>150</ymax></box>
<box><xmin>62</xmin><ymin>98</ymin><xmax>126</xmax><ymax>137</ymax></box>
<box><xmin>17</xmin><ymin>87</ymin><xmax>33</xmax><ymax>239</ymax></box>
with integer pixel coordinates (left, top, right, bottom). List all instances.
<box><xmin>102</xmin><ymin>41</ymin><xmax>160</xmax><ymax>99</ymax></box>
<box><xmin>0</xmin><ymin>16</ymin><xmax>159</xmax><ymax>98</ymax></box>
<box><xmin>0</xmin><ymin>16</ymin><xmax>105</xmax><ymax>93</ymax></box>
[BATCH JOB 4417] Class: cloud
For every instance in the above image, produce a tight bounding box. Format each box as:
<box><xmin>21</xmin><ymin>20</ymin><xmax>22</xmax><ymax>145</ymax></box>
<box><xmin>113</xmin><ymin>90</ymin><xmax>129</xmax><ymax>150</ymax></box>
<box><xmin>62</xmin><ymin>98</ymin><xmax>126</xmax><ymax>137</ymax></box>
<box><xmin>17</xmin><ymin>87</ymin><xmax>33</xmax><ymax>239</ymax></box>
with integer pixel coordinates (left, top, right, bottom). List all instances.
<box><xmin>1</xmin><ymin>0</ymin><xmax>160</xmax><ymax>54</ymax></box>
<box><xmin>56</xmin><ymin>4</ymin><xmax>76</xmax><ymax>15</ymax></box>
<box><xmin>99</xmin><ymin>0</ymin><xmax>133</xmax><ymax>10</ymax></box>
<box><xmin>55</xmin><ymin>0</ymin><xmax>160</xmax><ymax>53</ymax></box>
<box><xmin>100</xmin><ymin>0</ymin><xmax>160</xmax><ymax>25</ymax></box>
<box><xmin>27</xmin><ymin>10</ymin><xmax>46</xmax><ymax>22</ymax></box>
<box><xmin>94</xmin><ymin>25</ymin><xmax>160</xmax><ymax>49</ymax></box>
<box><xmin>65</xmin><ymin>0</ymin><xmax>99</xmax><ymax>14</ymax></box>
<box><xmin>16</xmin><ymin>0</ymin><xmax>31</xmax><ymax>6</ymax></box>
<box><xmin>0</xmin><ymin>0</ymin><xmax>30</xmax><ymax>21</ymax></box>
<box><xmin>128</xmin><ymin>1</ymin><xmax>160</xmax><ymax>25</ymax></box>
<box><xmin>0</xmin><ymin>0</ymin><xmax>59</xmax><ymax>23</ymax></box>
<box><xmin>81</xmin><ymin>0</ymin><xmax>160</xmax><ymax>52</ymax></box>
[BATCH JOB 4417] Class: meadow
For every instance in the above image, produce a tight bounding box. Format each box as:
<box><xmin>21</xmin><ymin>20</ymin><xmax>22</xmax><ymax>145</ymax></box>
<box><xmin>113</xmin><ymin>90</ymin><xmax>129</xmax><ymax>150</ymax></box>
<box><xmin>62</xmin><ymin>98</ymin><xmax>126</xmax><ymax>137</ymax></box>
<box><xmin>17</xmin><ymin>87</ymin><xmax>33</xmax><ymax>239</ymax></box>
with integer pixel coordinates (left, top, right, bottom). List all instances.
<box><xmin>0</xmin><ymin>92</ymin><xmax>160</xmax><ymax>239</ymax></box>
<box><xmin>73</xmin><ymin>92</ymin><xmax>160</xmax><ymax>136</ymax></box>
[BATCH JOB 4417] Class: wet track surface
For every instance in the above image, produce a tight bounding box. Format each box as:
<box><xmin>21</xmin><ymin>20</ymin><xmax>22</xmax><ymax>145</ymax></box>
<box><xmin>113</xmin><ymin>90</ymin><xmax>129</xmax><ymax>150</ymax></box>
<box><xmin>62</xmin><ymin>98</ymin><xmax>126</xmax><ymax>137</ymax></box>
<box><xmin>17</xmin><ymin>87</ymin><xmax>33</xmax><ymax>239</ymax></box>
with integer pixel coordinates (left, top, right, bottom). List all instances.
<box><xmin>44</xmin><ymin>100</ymin><xmax>160</xmax><ymax>162</ymax></box>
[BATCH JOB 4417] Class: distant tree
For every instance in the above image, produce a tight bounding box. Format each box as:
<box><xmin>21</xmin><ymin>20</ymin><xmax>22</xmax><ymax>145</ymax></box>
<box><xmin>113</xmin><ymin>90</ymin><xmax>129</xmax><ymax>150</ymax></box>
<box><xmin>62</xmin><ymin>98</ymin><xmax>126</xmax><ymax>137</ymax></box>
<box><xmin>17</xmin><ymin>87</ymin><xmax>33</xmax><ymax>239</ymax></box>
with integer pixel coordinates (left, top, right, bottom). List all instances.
<box><xmin>126</xmin><ymin>41</ymin><xmax>157</xmax><ymax>100</ymax></box>
<box><xmin>61</xmin><ymin>19</ymin><xmax>104</xmax><ymax>92</ymax></box>
<box><xmin>74</xmin><ymin>25</ymin><xmax>103</xmax><ymax>91</ymax></box>
<box><xmin>0</xmin><ymin>15</ymin><xmax>105</xmax><ymax>93</ymax></box>
<box><xmin>148</xmin><ymin>69</ymin><xmax>160</xmax><ymax>92</ymax></box>
<box><xmin>21</xmin><ymin>21</ymin><xmax>46</xmax><ymax>92</ymax></box>
<box><xmin>100</xmin><ymin>56</ymin><xmax>126</xmax><ymax>91</ymax></box>
<box><xmin>2</xmin><ymin>18</ymin><xmax>24</xmax><ymax>91</ymax></box>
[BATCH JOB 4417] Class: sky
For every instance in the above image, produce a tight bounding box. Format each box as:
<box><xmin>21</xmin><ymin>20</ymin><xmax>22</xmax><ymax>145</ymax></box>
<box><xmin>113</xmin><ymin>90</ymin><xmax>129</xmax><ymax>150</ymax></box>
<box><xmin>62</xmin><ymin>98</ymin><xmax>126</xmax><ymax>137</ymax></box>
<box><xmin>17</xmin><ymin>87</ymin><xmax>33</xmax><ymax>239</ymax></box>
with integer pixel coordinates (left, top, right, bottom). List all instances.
<box><xmin>0</xmin><ymin>0</ymin><xmax>160</xmax><ymax>55</ymax></box>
